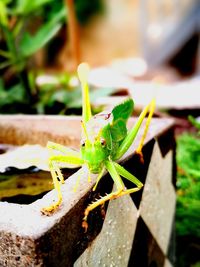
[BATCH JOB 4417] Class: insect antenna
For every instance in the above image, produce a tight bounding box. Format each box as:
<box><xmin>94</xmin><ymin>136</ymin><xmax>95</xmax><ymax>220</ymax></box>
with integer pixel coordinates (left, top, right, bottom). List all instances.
<box><xmin>77</xmin><ymin>63</ymin><xmax>92</xmax><ymax>123</ymax></box>
<box><xmin>81</xmin><ymin>120</ymin><xmax>90</xmax><ymax>143</ymax></box>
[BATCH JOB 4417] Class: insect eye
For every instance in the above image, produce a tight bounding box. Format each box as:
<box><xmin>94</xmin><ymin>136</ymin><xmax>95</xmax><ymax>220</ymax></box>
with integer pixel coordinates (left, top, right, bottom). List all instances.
<box><xmin>100</xmin><ymin>138</ymin><xmax>106</xmax><ymax>146</ymax></box>
<box><xmin>81</xmin><ymin>140</ymin><xmax>85</xmax><ymax>147</ymax></box>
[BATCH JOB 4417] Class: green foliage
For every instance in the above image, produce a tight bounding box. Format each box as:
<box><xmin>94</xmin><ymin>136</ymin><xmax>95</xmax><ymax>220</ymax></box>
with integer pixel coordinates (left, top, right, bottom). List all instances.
<box><xmin>43</xmin><ymin>0</ymin><xmax>104</xmax><ymax>25</ymax></box>
<box><xmin>176</xmin><ymin>197</ymin><xmax>200</xmax><ymax>236</ymax></box>
<box><xmin>36</xmin><ymin>75</ymin><xmax>116</xmax><ymax>114</ymax></box>
<box><xmin>176</xmin><ymin>131</ymin><xmax>200</xmax><ymax>267</ymax></box>
<box><xmin>0</xmin><ymin>79</ymin><xmax>27</xmax><ymax>113</ymax></box>
<box><xmin>19</xmin><ymin>9</ymin><xmax>65</xmax><ymax>58</ymax></box>
<box><xmin>176</xmin><ymin>133</ymin><xmax>200</xmax><ymax>236</ymax></box>
<box><xmin>75</xmin><ymin>0</ymin><xmax>104</xmax><ymax>25</ymax></box>
<box><xmin>0</xmin><ymin>0</ymin><xmax>65</xmax><ymax>70</ymax></box>
<box><xmin>0</xmin><ymin>0</ymin><xmax>104</xmax><ymax>114</ymax></box>
<box><xmin>189</xmin><ymin>115</ymin><xmax>200</xmax><ymax>133</ymax></box>
<box><xmin>15</xmin><ymin>0</ymin><xmax>53</xmax><ymax>15</ymax></box>
<box><xmin>0</xmin><ymin>0</ymin><xmax>65</xmax><ymax>112</ymax></box>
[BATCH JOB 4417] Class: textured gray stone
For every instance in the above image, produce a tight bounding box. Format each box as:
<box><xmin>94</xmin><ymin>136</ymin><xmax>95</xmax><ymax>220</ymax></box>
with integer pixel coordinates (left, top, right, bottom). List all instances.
<box><xmin>74</xmin><ymin>193</ymin><xmax>138</xmax><ymax>267</ymax></box>
<box><xmin>164</xmin><ymin>258</ymin><xmax>173</xmax><ymax>267</ymax></box>
<box><xmin>0</xmin><ymin>115</ymin><xmax>175</xmax><ymax>266</ymax></box>
<box><xmin>0</xmin><ymin>168</ymin><xmax>97</xmax><ymax>267</ymax></box>
<box><xmin>140</xmin><ymin>142</ymin><xmax>176</xmax><ymax>254</ymax></box>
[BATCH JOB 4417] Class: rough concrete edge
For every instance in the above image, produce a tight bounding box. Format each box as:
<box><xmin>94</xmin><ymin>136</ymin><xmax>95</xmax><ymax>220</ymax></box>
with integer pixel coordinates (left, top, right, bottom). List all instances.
<box><xmin>0</xmin><ymin>117</ymin><xmax>175</xmax><ymax>239</ymax></box>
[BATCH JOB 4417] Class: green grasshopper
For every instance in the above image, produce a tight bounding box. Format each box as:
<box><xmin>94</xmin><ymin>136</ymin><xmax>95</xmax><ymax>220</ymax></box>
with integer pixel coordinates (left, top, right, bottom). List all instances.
<box><xmin>42</xmin><ymin>63</ymin><xmax>155</xmax><ymax>231</ymax></box>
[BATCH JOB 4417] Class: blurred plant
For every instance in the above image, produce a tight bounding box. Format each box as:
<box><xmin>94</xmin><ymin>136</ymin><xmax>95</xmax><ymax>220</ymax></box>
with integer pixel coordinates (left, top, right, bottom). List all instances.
<box><xmin>0</xmin><ymin>0</ymin><xmax>66</xmax><ymax>112</ymax></box>
<box><xmin>75</xmin><ymin>0</ymin><xmax>104</xmax><ymax>24</ymax></box>
<box><xmin>176</xmin><ymin>134</ymin><xmax>200</xmax><ymax>235</ymax></box>
<box><xmin>0</xmin><ymin>0</ymin><xmax>104</xmax><ymax>114</ymax></box>
<box><xmin>33</xmin><ymin>72</ymin><xmax>116</xmax><ymax>114</ymax></box>
<box><xmin>188</xmin><ymin>115</ymin><xmax>200</xmax><ymax>134</ymax></box>
<box><xmin>176</xmin><ymin>118</ymin><xmax>200</xmax><ymax>267</ymax></box>
<box><xmin>0</xmin><ymin>0</ymin><xmax>65</xmax><ymax>70</ymax></box>
<box><xmin>0</xmin><ymin>78</ymin><xmax>26</xmax><ymax>113</ymax></box>
<box><xmin>43</xmin><ymin>0</ymin><xmax>104</xmax><ymax>25</ymax></box>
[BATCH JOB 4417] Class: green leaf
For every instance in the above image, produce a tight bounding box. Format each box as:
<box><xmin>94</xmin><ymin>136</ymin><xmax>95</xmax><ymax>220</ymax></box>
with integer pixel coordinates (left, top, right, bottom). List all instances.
<box><xmin>188</xmin><ymin>115</ymin><xmax>200</xmax><ymax>131</ymax></box>
<box><xmin>0</xmin><ymin>1</ymin><xmax>8</xmax><ymax>26</ymax></box>
<box><xmin>0</xmin><ymin>81</ymin><xmax>25</xmax><ymax>107</ymax></box>
<box><xmin>15</xmin><ymin>0</ymin><xmax>53</xmax><ymax>15</ymax></box>
<box><xmin>19</xmin><ymin>7</ymin><xmax>65</xmax><ymax>57</ymax></box>
<box><xmin>176</xmin><ymin>132</ymin><xmax>200</xmax><ymax>240</ymax></box>
<box><xmin>19</xmin><ymin>21</ymin><xmax>62</xmax><ymax>57</ymax></box>
<box><xmin>0</xmin><ymin>24</ymin><xmax>16</xmax><ymax>61</ymax></box>
<box><xmin>0</xmin><ymin>60</ymin><xmax>12</xmax><ymax>69</ymax></box>
<box><xmin>0</xmin><ymin>49</ymin><xmax>12</xmax><ymax>59</ymax></box>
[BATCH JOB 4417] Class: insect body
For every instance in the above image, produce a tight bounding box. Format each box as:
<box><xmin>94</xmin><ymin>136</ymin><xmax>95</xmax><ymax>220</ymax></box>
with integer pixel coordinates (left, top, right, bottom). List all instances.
<box><xmin>42</xmin><ymin>63</ymin><xmax>155</xmax><ymax>231</ymax></box>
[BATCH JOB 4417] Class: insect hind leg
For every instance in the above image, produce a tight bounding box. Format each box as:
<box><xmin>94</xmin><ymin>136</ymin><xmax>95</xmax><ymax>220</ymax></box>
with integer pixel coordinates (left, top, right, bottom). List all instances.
<box><xmin>136</xmin><ymin>98</ymin><xmax>155</xmax><ymax>162</ymax></box>
<box><xmin>82</xmin><ymin>188</ymin><xmax>123</xmax><ymax>232</ymax></box>
<box><xmin>82</xmin><ymin>186</ymin><xmax>141</xmax><ymax>232</ymax></box>
<box><xmin>82</xmin><ymin>160</ymin><xmax>124</xmax><ymax>231</ymax></box>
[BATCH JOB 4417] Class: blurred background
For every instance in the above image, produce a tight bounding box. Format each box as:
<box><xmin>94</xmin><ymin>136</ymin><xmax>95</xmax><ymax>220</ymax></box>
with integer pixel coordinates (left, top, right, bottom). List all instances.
<box><xmin>0</xmin><ymin>1</ymin><xmax>200</xmax><ymax>266</ymax></box>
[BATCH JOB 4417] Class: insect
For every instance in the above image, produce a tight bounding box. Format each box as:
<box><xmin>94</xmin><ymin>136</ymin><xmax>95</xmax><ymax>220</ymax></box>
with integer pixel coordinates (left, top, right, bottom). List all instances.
<box><xmin>42</xmin><ymin>63</ymin><xmax>155</xmax><ymax>231</ymax></box>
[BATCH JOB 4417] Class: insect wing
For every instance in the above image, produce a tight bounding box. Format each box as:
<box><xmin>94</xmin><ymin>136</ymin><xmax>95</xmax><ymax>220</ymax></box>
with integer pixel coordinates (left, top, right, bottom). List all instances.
<box><xmin>101</xmin><ymin>123</ymin><xmax>112</xmax><ymax>150</ymax></box>
<box><xmin>110</xmin><ymin>98</ymin><xmax>134</xmax><ymax>142</ymax></box>
<box><xmin>112</xmin><ymin>98</ymin><xmax>134</xmax><ymax>121</ymax></box>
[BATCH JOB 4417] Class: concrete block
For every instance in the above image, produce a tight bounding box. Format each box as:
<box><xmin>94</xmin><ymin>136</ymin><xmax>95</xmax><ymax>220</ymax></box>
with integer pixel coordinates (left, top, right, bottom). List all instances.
<box><xmin>74</xmin><ymin>194</ymin><xmax>138</xmax><ymax>267</ymax></box>
<box><xmin>140</xmin><ymin>142</ymin><xmax>176</xmax><ymax>254</ymax></box>
<box><xmin>0</xmin><ymin>116</ymin><xmax>175</xmax><ymax>266</ymax></box>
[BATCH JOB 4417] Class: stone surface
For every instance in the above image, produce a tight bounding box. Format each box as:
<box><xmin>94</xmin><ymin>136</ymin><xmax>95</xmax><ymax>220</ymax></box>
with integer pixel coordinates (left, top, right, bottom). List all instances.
<box><xmin>140</xmin><ymin>142</ymin><xmax>176</xmax><ymax>254</ymax></box>
<box><xmin>0</xmin><ymin>115</ymin><xmax>81</xmax><ymax>147</ymax></box>
<box><xmin>129</xmin><ymin>217</ymin><xmax>165</xmax><ymax>267</ymax></box>
<box><xmin>164</xmin><ymin>258</ymin><xmax>173</xmax><ymax>267</ymax></box>
<box><xmin>0</xmin><ymin>116</ymin><xmax>175</xmax><ymax>266</ymax></box>
<box><xmin>0</xmin><ymin>167</ymin><xmax>97</xmax><ymax>267</ymax></box>
<box><xmin>74</xmin><ymin>193</ymin><xmax>138</xmax><ymax>267</ymax></box>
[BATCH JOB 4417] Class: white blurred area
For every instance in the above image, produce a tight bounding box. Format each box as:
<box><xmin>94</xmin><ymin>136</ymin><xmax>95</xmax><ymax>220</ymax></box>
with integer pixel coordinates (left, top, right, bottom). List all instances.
<box><xmin>80</xmin><ymin>0</ymin><xmax>198</xmax><ymax>66</ymax></box>
<box><xmin>82</xmin><ymin>0</ymin><xmax>200</xmax><ymax>110</ymax></box>
<box><xmin>88</xmin><ymin>66</ymin><xmax>200</xmax><ymax>110</ymax></box>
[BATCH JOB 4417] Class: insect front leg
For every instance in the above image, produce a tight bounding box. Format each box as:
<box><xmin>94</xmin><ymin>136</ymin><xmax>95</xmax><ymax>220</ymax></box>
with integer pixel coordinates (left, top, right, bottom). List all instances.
<box><xmin>92</xmin><ymin>167</ymin><xmax>105</xmax><ymax>191</ymax></box>
<box><xmin>42</xmin><ymin>153</ymin><xmax>83</xmax><ymax>215</ymax></box>
<box><xmin>41</xmin><ymin>158</ymin><xmax>64</xmax><ymax>214</ymax></box>
<box><xmin>47</xmin><ymin>141</ymin><xmax>81</xmax><ymax>159</ymax></box>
